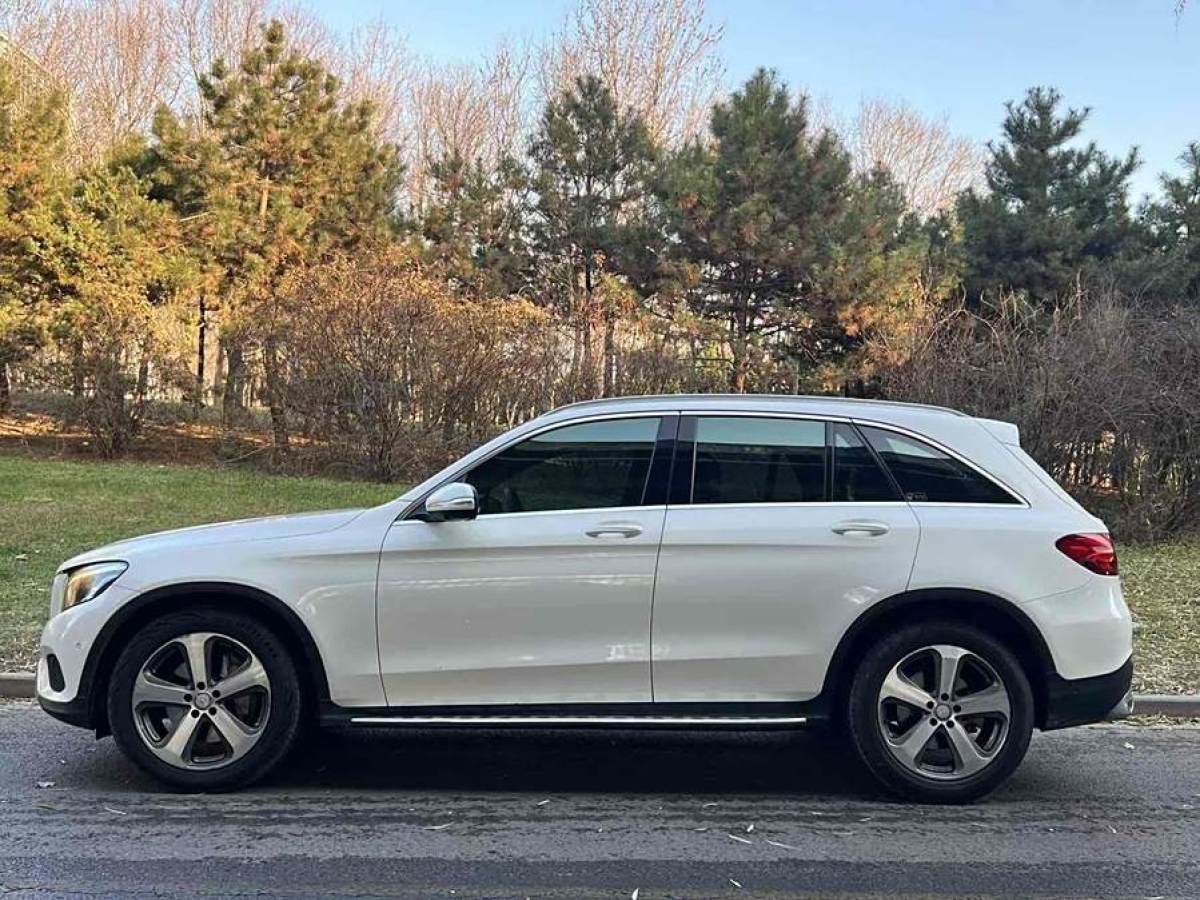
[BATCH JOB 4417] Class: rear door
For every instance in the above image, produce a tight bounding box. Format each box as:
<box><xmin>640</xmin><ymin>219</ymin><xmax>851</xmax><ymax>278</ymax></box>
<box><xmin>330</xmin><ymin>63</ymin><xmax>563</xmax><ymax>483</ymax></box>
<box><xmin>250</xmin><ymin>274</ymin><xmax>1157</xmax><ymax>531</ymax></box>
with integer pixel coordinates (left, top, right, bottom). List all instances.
<box><xmin>651</xmin><ymin>415</ymin><xmax>921</xmax><ymax>702</ymax></box>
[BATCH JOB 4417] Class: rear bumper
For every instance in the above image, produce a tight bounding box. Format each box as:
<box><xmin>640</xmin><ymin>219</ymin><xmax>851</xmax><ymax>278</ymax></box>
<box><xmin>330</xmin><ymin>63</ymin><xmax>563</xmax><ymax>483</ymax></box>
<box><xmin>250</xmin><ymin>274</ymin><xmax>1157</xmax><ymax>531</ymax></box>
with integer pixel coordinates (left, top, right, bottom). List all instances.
<box><xmin>1021</xmin><ymin>578</ymin><xmax>1132</xmax><ymax>681</ymax></box>
<box><xmin>1041</xmin><ymin>655</ymin><xmax>1133</xmax><ymax>730</ymax></box>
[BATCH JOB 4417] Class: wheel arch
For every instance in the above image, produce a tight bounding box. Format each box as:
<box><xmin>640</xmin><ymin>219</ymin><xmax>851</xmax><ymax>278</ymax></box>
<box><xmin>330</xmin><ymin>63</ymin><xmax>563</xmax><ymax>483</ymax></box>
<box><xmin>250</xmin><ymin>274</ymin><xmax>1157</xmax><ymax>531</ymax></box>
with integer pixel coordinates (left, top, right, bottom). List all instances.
<box><xmin>819</xmin><ymin>588</ymin><xmax>1057</xmax><ymax>729</ymax></box>
<box><xmin>80</xmin><ymin>581</ymin><xmax>330</xmax><ymax>736</ymax></box>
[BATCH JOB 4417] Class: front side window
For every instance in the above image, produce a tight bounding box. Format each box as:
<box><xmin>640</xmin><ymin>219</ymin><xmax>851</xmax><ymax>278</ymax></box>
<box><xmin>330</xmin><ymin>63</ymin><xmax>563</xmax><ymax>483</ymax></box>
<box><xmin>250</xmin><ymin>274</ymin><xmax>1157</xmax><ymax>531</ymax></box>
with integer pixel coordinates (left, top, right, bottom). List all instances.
<box><xmin>465</xmin><ymin>417</ymin><xmax>660</xmax><ymax>515</ymax></box>
<box><xmin>692</xmin><ymin>416</ymin><xmax>825</xmax><ymax>504</ymax></box>
<box><xmin>860</xmin><ymin>425</ymin><xmax>1019</xmax><ymax>504</ymax></box>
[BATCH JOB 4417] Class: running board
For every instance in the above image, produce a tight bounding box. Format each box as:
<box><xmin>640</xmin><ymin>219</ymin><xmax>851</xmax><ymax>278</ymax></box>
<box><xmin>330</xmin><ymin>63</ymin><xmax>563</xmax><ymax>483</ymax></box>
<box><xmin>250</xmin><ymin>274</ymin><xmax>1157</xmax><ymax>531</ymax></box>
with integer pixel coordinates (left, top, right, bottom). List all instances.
<box><xmin>347</xmin><ymin>714</ymin><xmax>808</xmax><ymax>728</ymax></box>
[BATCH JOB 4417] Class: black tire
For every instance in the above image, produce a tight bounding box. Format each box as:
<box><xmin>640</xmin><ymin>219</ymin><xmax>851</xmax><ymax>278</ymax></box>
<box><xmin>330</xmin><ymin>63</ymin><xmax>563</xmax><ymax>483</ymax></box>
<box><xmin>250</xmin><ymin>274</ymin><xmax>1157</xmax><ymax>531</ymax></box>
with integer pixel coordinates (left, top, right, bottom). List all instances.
<box><xmin>847</xmin><ymin>620</ymin><xmax>1034</xmax><ymax>804</ymax></box>
<box><xmin>107</xmin><ymin>606</ymin><xmax>304</xmax><ymax>791</ymax></box>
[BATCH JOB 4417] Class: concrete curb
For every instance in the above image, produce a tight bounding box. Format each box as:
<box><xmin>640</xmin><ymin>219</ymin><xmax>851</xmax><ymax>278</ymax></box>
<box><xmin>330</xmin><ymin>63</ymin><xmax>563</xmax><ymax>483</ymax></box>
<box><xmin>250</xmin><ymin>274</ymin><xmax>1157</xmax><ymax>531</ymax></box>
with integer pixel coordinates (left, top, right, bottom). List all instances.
<box><xmin>1</xmin><ymin>670</ymin><xmax>1198</xmax><ymax>716</ymax></box>
<box><xmin>0</xmin><ymin>672</ymin><xmax>35</xmax><ymax>699</ymax></box>
<box><xmin>1132</xmin><ymin>694</ymin><xmax>1200</xmax><ymax>717</ymax></box>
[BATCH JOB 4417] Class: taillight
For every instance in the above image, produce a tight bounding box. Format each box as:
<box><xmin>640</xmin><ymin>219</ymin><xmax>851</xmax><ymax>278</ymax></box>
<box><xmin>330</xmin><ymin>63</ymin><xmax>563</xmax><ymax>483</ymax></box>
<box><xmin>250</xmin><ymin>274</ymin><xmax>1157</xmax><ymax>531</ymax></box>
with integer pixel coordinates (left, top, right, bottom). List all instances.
<box><xmin>1055</xmin><ymin>533</ymin><xmax>1119</xmax><ymax>576</ymax></box>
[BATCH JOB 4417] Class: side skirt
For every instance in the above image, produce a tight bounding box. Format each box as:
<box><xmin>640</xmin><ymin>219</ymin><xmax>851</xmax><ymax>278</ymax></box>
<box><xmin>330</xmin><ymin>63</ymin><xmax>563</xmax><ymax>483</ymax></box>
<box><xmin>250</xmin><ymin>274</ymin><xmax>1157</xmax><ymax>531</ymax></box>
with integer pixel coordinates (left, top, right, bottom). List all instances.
<box><xmin>319</xmin><ymin>701</ymin><xmax>827</xmax><ymax>730</ymax></box>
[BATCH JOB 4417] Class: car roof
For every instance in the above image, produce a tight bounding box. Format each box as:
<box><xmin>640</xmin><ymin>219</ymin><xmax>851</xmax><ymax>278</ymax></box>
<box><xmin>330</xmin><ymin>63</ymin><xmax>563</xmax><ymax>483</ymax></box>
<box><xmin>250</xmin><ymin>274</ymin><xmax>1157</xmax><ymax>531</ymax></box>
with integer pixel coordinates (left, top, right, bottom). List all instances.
<box><xmin>541</xmin><ymin>393</ymin><xmax>968</xmax><ymax>427</ymax></box>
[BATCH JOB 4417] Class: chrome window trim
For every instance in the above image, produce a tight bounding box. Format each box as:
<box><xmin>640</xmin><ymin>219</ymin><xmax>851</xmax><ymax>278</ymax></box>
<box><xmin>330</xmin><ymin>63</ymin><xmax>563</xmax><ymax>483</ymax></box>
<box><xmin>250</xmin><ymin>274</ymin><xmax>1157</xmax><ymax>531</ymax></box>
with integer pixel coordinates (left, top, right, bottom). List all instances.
<box><xmin>673</xmin><ymin>501</ymin><xmax>912</xmax><ymax>512</ymax></box>
<box><xmin>392</xmin><ymin>503</ymin><xmax>668</xmax><ymax>525</ymax></box>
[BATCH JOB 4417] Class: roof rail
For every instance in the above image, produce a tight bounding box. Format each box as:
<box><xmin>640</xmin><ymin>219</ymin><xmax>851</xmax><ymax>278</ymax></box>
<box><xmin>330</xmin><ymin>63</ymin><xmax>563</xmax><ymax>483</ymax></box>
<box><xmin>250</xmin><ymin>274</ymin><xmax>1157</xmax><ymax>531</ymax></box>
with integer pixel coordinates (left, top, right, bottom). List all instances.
<box><xmin>550</xmin><ymin>393</ymin><xmax>967</xmax><ymax>417</ymax></box>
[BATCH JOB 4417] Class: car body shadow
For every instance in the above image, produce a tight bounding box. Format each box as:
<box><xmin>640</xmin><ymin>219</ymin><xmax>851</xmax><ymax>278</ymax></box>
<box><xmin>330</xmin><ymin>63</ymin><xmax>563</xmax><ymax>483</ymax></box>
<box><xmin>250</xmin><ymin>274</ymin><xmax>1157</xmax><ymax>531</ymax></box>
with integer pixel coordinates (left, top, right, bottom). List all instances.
<box><xmin>264</xmin><ymin>725</ymin><xmax>883</xmax><ymax>797</ymax></box>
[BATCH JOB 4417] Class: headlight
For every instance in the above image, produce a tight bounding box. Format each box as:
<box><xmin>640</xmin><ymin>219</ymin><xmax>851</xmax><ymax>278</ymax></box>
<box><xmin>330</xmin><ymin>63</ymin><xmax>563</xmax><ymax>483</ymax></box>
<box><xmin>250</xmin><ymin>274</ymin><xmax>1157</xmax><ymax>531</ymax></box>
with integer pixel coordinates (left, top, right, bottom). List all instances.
<box><xmin>59</xmin><ymin>562</ymin><xmax>128</xmax><ymax>613</ymax></box>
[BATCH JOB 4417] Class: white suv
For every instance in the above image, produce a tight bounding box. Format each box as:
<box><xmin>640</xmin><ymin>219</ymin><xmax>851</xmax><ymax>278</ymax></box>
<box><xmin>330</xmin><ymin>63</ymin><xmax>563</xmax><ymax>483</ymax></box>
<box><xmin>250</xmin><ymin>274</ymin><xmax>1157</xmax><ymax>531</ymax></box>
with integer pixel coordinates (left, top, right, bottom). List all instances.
<box><xmin>37</xmin><ymin>395</ymin><xmax>1133</xmax><ymax>802</ymax></box>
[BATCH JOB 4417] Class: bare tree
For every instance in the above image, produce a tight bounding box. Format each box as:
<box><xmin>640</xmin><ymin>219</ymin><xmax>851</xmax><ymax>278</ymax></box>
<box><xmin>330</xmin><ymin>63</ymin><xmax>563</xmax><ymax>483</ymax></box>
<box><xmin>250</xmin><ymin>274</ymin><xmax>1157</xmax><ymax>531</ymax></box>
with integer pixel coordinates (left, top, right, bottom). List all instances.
<box><xmin>0</xmin><ymin>0</ymin><xmax>78</xmax><ymax>89</ymax></box>
<box><xmin>403</xmin><ymin>40</ymin><xmax>531</xmax><ymax>210</ymax></box>
<box><xmin>849</xmin><ymin>97</ymin><xmax>984</xmax><ymax>218</ymax></box>
<box><xmin>334</xmin><ymin>17</ymin><xmax>413</xmax><ymax>149</ymax></box>
<box><xmin>3</xmin><ymin>0</ymin><xmax>183</xmax><ymax>160</ymax></box>
<box><xmin>539</xmin><ymin>0</ymin><xmax>724</xmax><ymax>147</ymax></box>
<box><xmin>2</xmin><ymin>0</ymin><xmax>336</xmax><ymax>158</ymax></box>
<box><xmin>170</xmin><ymin>0</ymin><xmax>275</xmax><ymax>103</ymax></box>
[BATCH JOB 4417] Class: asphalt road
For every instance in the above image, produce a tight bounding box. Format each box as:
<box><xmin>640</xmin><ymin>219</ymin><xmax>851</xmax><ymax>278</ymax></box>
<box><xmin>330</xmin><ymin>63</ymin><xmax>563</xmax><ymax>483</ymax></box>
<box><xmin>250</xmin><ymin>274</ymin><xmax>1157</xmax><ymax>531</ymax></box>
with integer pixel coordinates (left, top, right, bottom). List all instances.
<box><xmin>1</xmin><ymin>701</ymin><xmax>1198</xmax><ymax>899</ymax></box>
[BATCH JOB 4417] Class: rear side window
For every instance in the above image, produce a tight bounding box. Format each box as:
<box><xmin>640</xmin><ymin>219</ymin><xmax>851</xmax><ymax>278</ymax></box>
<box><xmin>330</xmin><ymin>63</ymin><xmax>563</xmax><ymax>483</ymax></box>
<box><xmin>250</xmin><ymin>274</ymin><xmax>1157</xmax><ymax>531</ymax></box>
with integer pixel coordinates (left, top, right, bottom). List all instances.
<box><xmin>831</xmin><ymin>423</ymin><xmax>900</xmax><ymax>502</ymax></box>
<box><xmin>692</xmin><ymin>417</ymin><xmax>825</xmax><ymax>504</ymax></box>
<box><xmin>860</xmin><ymin>426</ymin><xmax>1019</xmax><ymax>505</ymax></box>
<box><xmin>466</xmin><ymin>417</ymin><xmax>660</xmax><ymax>514</ymax></box>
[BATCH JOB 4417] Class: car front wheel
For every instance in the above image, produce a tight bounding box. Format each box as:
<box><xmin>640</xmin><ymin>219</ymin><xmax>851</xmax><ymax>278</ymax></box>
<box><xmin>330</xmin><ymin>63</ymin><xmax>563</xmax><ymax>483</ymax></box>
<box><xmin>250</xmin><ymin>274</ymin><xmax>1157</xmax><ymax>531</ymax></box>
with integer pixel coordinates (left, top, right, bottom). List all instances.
<box><xmin>847</xmin><ymin>621</ymin><xmax>1034</xmax><ymax>804</ymax></box>
<box><xmin>107</xmin><ymin>607</ymin><xmax>303</xmax><ymax>791</ymax></box>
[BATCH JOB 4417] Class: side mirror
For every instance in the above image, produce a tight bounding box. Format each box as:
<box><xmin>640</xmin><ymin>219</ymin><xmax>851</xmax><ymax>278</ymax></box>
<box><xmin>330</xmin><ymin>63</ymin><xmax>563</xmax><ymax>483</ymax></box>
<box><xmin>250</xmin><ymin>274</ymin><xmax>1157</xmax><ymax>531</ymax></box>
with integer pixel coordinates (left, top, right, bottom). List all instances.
<box><xmin>421</xmin><ymin>482</ymin><xmax>478</xmax><ymax>521</ymax></box>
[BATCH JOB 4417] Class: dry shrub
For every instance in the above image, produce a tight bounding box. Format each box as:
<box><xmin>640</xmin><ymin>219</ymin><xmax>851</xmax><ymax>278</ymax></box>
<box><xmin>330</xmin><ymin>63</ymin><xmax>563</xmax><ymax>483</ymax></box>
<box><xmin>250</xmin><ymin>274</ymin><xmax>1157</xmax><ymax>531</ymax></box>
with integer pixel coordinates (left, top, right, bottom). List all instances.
<box><xmin>872</xmin><ymin>289</ymin><xmax>1200</xmax><ymax>540</ymax></box>
<box><xmin>280</xmin><ymin>250</ymin><xmax>558</xmax><ymax>481</ymax></box>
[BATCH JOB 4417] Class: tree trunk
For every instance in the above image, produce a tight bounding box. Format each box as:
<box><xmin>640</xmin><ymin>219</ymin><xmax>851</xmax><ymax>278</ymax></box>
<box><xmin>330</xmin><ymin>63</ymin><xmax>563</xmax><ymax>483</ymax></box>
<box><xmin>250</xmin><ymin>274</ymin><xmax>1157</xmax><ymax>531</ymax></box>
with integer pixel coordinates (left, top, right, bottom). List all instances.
<box><xmin>222</xmin><ymin>340</ymin><xmax>246</xmax><ymax>427</ymax></box>
<box><xmin>730</xmin><ymin>293</ymin><xmax>751</xmax><ymax>392</ymax></box>
<box><xmin>70</xmin><ymin>338</ymin><xmax>85</xmax><ymax>399</ymax></box>
<box><xmin>134</xmin><ymin>356</ymin><xmax>150</xmax><ymax>422</ymax></box>
<box><xmin>261</xmin><ymin>337</ymin><xmax>289</xmax><ymax>458</ymax></box>
<box><xmin>731</xmin><ymin>352</ymin><xmax>749</xmax><ymax>393</ymax></box>
<box><xmin>0</xmin><ymin>362</ymin><xmax>10</xmax><ymax>414</ymax></box>
<box><xmin>194</xmin><ymin>293</ymin><xmax>207</xmax><ymax>412</ymax></box>
<box><xmin>603</xmin><ymin>308</ymin><xmax>616</xmax><ymax>397</ymax></box>
<box><xmin>579</xmin><ymin>258</ymin><xmax>604</xmax><ymax>398</ymax></box>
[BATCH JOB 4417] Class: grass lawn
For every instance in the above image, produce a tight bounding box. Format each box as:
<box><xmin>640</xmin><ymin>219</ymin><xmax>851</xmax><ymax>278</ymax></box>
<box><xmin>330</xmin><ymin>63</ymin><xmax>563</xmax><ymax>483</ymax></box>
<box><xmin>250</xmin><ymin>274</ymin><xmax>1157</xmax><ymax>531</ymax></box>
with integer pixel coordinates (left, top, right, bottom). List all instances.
<box><xmin>0</xmin><ymin>455</ymin><xmax>401</xmax><ymax>671</ymax></box>
<box><xmin>1121</xmin><ymin>542</ymin><xmax>1200</xmax><ymax>695</ymax></box>
<box><xmin>1</xmin><ymin>454</ymin><xmax>1197</xmax><ymax>696</ymax></box>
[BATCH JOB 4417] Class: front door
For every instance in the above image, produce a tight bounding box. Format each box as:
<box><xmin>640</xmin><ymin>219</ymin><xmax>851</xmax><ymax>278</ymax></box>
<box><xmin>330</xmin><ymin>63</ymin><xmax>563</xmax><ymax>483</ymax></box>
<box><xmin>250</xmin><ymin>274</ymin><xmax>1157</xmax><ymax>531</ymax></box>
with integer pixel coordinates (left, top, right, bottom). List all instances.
<box><xmin>651</xmin><ymin>415</ymin><xmax>921</xmax><ymax>702</ymax></box>
<box><xmin>376</xmin><ymin>415</ymin><xmax>671</xmax><ymax>707</ymax></box>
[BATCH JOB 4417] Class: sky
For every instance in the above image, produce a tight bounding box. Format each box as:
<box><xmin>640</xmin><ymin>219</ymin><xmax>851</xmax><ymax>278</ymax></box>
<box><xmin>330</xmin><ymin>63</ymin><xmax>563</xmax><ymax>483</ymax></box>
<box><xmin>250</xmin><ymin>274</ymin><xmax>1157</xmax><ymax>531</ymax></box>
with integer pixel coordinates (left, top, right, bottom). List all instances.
<box><xmin>309</xmin><ymin>0</ymin><xmax>1200</xmax><ymax>201</ymax></box>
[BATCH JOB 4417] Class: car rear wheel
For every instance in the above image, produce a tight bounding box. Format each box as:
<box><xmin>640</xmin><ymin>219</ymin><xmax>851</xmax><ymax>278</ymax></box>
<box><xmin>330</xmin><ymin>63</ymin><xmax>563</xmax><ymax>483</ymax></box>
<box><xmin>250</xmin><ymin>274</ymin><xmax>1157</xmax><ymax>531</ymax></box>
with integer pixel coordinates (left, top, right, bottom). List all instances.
<box><xmin>847</xmin><ymin>621</ymin><xmax>1034</xmax><ymax>804</ymax></box>
<box><xmin>108</xmin><ymin>607</ymin><xmax>303</xmax><ymax>791</ymax></box>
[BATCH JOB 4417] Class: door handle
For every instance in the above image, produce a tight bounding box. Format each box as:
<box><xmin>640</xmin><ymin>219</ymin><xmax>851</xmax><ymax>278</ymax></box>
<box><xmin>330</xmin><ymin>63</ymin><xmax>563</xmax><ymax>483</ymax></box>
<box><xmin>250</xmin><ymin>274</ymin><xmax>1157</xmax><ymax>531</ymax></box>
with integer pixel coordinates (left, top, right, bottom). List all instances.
<box><xmin>585</xmin><ymin>523</ymin><xmax>643</xmax><ymax>539</ymax></box>
<box><xmin>831</xmin><ymin>520</ymin><xmax>890</xmax><ymax>536</ymax></box>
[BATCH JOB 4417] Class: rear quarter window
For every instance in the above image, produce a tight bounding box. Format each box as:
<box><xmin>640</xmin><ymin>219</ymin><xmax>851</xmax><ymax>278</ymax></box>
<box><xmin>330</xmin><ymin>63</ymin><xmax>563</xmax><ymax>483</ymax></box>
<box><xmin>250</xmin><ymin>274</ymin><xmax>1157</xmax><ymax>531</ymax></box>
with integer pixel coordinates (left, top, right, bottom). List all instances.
<box><xmin>860</xmin><ymin>425</ymin><xmax>1020</xmax><ymax>505</ymax></box>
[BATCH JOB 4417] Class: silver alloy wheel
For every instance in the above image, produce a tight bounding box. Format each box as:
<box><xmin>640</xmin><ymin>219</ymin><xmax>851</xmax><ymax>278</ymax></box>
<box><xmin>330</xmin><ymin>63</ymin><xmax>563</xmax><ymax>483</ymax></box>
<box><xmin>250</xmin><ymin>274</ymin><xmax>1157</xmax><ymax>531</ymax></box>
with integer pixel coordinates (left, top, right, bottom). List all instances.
<box><xmin>131</xmin><ymin>632</ymin><xmax>271</xmax><ymax>771</ymax></box>
<box><xmin>877</xmin><ymin>644</ymin><xmax>1011</xmax><ymax>782</ymax></box>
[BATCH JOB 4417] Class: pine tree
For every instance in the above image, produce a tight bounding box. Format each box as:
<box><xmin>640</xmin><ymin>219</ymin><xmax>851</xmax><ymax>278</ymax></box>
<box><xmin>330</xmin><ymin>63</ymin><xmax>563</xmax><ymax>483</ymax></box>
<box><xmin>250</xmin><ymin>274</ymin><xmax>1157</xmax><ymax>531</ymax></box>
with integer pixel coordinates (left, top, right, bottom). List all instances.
<box><xmin>1140</xmin><ymin>142</ymin><xmax>1200</xmax><ymax>303</ymax></box>
<box><xmin>0</xmin><ymin>56</ymin><xmax>70</xmax><ymax>411</ymax></box>
<box><xmin>150</xmin><ymin>20</ymin><xmax>403</xmax><ymax>451</ymax></box>
<box><xmin>810</xmin><ymin>166</ymin><xmax>937</xmax><ymax>383</ymax></box>
<box><xmin>528</xmin><ymin>75</ymin><xmax>657</xmax><ymax>397</ymax></box>
<box><xmin>24</xmin><ymin>157</ymin><xmax>194</xmax><ymax>453</ymax></box>
<box><xmin>419</xmin><ymin>151</ymin><xmax>530</xmax><ymax>297</ymax></box>
<box><xmin>957</xmin><ymin>87</ymin><xmax>1139</xmax><ymax>305</ymax></box>
<box><xmin>655</xmin><ymin>68</ymin><xmax>854</xmax><ymax>391</ymax></box>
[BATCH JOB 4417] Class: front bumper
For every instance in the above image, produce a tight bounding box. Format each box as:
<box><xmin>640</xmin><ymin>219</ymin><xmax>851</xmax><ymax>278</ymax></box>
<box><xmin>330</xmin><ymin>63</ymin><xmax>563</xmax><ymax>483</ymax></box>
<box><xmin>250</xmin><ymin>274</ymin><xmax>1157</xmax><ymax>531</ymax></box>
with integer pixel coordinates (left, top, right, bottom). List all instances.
<box><xmin>38</xmin><ymin>692</ymin><xmax>96</xmax><ymax>730</ymax></box>
<box><xmin>35</xmin><ymin>584</ymin><xmax>136</xmax><ymax>725</ymax></box>
<box><xmin>1041</xmin><ymin>655</ymin><xmax>1134</xmax><ymax>730</ymax></box>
